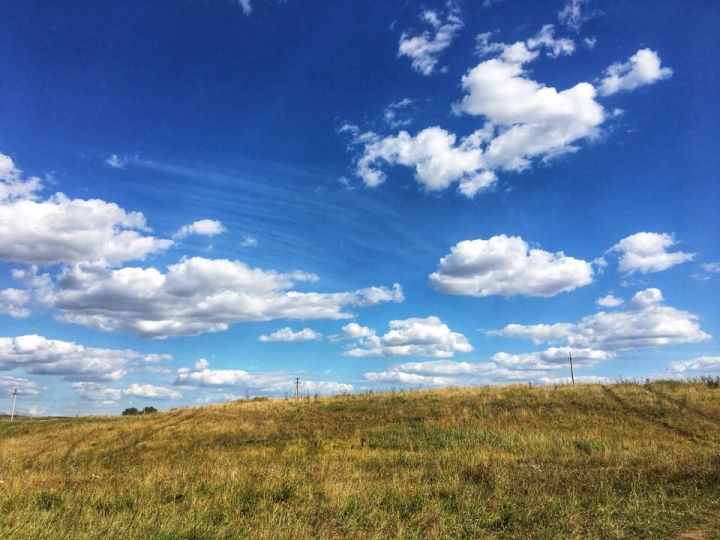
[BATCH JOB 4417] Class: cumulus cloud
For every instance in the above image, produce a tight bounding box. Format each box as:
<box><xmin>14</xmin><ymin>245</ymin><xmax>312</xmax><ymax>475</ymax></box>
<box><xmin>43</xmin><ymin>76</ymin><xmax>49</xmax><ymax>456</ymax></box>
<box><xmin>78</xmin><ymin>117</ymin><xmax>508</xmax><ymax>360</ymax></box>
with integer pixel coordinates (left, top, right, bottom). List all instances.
<box><xmin>490</xmin><ymin>288</ymin><xmax>709</xmax><ymax>351</ymax></box>
<box><xmin>73</xmin><ymin>381</ymin><xmax>181</xmax><ymax>404</ymax></box>
<box><xmin>259</xmin><ymin>327</ymin><xmax>323</xmax><ymax>342</ymax></box>
<box><xmin>610</xmin><ymin>232</ymin><xmax>695</xmax><ymax>274</ymax></box>
<box><xmin>174</xmin><ymin>219</ymin><xmax>226</xmax><ymax>239</ymax></box>
<box><xmin>429</xmin><ymin>235</ymin><xmax>593</xmax><ymax>297</ymax></box>
<box><xmin>701</xmin><ymin>262</ymin><xmax>720</xmax><ymax>274</ymax></box>
<box><xmin>0</xmin><ymin>288</ymin><xmax>30</xmax><ymax>318</ymax></box>
<box><xmin>0</xmin><ymin>152</ymin><xmax>172</xmax><ymax>266</ymax></box>
<box><xmin>492</xmin><ymin>346</ymin><xmax>612</xmax><ymax>370</ymax></box>
<box><xmin>0</xmin><ymin>152</ymin><xmax>43</xmax><ymax>201</ymax></box>
<box><xmin>0</xmin><ymin>375</ymin><xmax>40</xmax><ymax>395</ymax></box>
<box><xmin>398</xmin><ymin>4</ymin><xmax>463</xmax><ymax>75</ymax></box>
<box><xmin>455</xmin><ymin>55</ymin><xmax>603</xmax><ymax>172</ymax></box>
<box><xmin>349</xmin><ymin>30</ymin><xmax>670</xmax><ymax>198</ymax></box>
<box><xmin>123</xmin><ymin>383</ymin><xmax>182</xmax><ymax>399</ymax></box>
<box><xmin>175</xmin><ymin>358</ymin><xmax>352</xmax><ymax>394</ymax></box>
<box><xmin>0</xmin><ymin>335</ymin><xmax>154</xmax><ymax>381</ymax></box>
<box><xmin>72</xmin><ymin>382</ymin><xmax>123</xmax><ymax>404</ymax></box>
<box><xmin>667</xmin><ymin>356</ymin><xmax>720</xmax><ymax>375</ymax></box>
<box><xmin>355</xmin><ymin>126</ymin><xmax>496</xmax><ymax>197</ymax></box>
<box><xmin>364</xmin><ymin>349</ymin><xmax>609</xmax><ymax>387</ymax></box>
<box><xmin>598</xmin><ymin>49</ymin><xmax>673</xmax><ymax>96</ymax></box>
<box><xmin>596</xmin><ymin>294</ymin><xmax>623</xmax><ymax>308</ymax></box>
<box><xmin>29</xmin><ymin>257</ymin><xmax>403</xmax><ymax>338</ymax></box>
<box><xmin>341</xmin><ymin>316</ymin><xmax>473</xmax><ymax>358</ymax></box>
<box><xmin>352</xmin><ymin>26</ymin><xmax>610</xmax><ymax>197</ymax></box>
<box><xmin>487</xmin><ymin>322</ymin><xmax>575</xmax><ymax>344</ymax></box>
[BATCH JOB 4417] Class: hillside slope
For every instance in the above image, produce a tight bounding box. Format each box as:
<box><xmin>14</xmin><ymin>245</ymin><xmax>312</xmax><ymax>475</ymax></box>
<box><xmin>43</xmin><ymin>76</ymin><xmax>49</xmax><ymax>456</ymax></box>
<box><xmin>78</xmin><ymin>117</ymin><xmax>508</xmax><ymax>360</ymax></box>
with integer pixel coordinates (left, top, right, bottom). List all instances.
<box><xmin>1</xmin><ymin>382</ymin><xmax>719</xmax><ymax>539</ymax></box>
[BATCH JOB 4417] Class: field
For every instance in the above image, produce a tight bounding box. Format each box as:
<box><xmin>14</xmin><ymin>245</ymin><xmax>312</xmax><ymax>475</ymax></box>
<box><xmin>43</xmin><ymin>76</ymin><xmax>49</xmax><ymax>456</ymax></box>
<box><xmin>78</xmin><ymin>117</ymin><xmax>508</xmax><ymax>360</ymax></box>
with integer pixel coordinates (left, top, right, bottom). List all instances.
<box><xmin>1</xmin><ymin>381</ymin><xmax>719</xmax><ymax>539</ymax></box>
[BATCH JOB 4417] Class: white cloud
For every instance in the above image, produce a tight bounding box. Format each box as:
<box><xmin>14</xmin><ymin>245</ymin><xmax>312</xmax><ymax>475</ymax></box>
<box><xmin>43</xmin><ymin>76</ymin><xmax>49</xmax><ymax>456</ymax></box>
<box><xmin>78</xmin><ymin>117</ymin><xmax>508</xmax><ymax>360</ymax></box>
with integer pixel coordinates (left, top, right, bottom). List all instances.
<box><xmin>355</xmin><ymin>126</ymin><xmax>495</xmax><ymax>197</ymax></box>
<box><xmin>525</xmin><ymin>25</ymin><xmax>575</xmax><ymax>58</ymax></box>
<box><xmin>0</xmin><ymin>152</ymin><xmax>43</xmax><ymax>201</ymax></box>
<box><xmin>491</xmin><ymin>288</ymin><xmax>710</xmax><ymax>351</ymax></box>
<box><xmin>142</xmin><ymin>353</ymin><xmax>172</xmax><ymax>364</ymax></box>
<box><xmin>174</xmin><ymin>219</ymin><xmax>226</xmax><ymax>239</ymax></box>
<box><xmin>72</xmin><ymin>382</ymin><xmax>123</xmax><ymax>404</ymax></box>
<box><xmin>598</xmin><ymin>48</ymin><xmax>673</xmax><ymax>96</ymax></box>
<box><xmin>240</xmin><ymin>235</ymin><xmax>258</xmax><ymax>247</ymax></box>
<box><xmin>584</xmin><ymin>37</ymin><xmax>597</xmax><ymax>49</ymax></box>
<box><xmin>259</xmin><ymin>327</ymin><xmax>323</xmax><ymax>342</ymax></box>
<box><xmin>668</xmin><ymin>356</ymin><xmax>720</xmax><ymax>375</ymax></box>
<box><xmin>106</xmin><ymin>154</ymin><xmax>126</xmax><ymax>169</ymax></box>
<box><xmin>236</xmin><ymin>0</ymin><xmax>252</xmax><ymax>16</ymax></box>
<box><xmin>429</xmin><ymin>235</ymin><xmax>593</xmax><ymax>297</ymax></box>
<box><xmin>476</xmin><ymin>25</ymin><xmax>575</xmax><ymax>63</ymax></box>
<box><xmin>397</xmin><ymin>4</ymin><xmax>463</xmax><ymax>75</ymax></box>
<box><xmin>596</xmin><ymin>294</ymin><xmax>623</xmax><ymax>308</ymax></box>
<box><xmin>694</xmin><ymin>262</ymin><xmax>720</xmax><ymax>281</ymax></box>
<box><xmin>558</xmin><ymin>0</ymin><xmax>593</xmax><ymax>32</ymax></box>
<box><xmin>0</xmin><ymin>375</ymin><xmax>40</xmax><ymax>395</ymax></box>
<box><xmin>353</xmin><ymin>27</ymin><xmax>608</xmax><ymax>197</ymax></box>
<box><xmin>0</xmin><ymin>157</ymin><xmax>172</xmax><ymax>266</ymax></box>
<box><xmin>350</xmin><ymin>32</ymin><xmax>670</xmax><ymax>199</ymax></box>
<box><xmin>610</xmin><ymin>232</ymin><xmax>695</xmax><ymax>274</ymax></box>
<box><xmin>31</xmin><ymin>258</ymin><xmax>402</xmax><ymax>338</ymax></box>
<box><xmin>73</xmin><ymin>381</ymin><xmax>181</xmax><ymax>404</ymax></box>
<box><xmin>123</xmin><ymin>383</ymin><xmax>182</xmax><ymax>400</ymax></box>
<box><xmin>488</xmin><ymin>322</ymin><xmax>576</xmax><ymax>344</ymax></box>
<box><xmin>383</xmin><ymin>98</ymin><xmax>415</xmax><ymax>129</ymax></box>
<box><xmin>364</xmin><ymin>348</ymin><xmax>610</xmax><ymax>387</ymax></box>
<box><xmin>0</xmin><ymin>335</ymin><xmax>149</xmax><ymax>381</ymax></box>
<box><xmin>0</xmin><ymin>288</ymin><xmax>30</xmax><ymax>318</ymax></box>
<box><xmin>492</xmin><ymin>346</ymin><xmax>612</xmax><ymax>370</ymax></box>
<box><xmin>341</xmin><ymin>316</ymin><xmax>473</xmax><ymax>358</ymax></box>
<box><xmin>456</xmin><ymin>55</ymin><xmax>603</xmax><ymax>172</ymax></box>
<box><xmin>175</xmin><ymin>359</ymin><xmax>352</xmax><ymax>394</ymax></box>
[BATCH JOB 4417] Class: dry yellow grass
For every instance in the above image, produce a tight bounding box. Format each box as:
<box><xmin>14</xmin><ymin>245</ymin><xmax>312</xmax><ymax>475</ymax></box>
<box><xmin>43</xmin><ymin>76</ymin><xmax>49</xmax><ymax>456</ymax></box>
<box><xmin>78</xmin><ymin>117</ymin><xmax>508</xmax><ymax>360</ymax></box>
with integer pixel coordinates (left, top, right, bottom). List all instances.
<box><xmin>1</xmin><ymin>381</ymin><xmax>719</xmax><ymax>539</ymax></box>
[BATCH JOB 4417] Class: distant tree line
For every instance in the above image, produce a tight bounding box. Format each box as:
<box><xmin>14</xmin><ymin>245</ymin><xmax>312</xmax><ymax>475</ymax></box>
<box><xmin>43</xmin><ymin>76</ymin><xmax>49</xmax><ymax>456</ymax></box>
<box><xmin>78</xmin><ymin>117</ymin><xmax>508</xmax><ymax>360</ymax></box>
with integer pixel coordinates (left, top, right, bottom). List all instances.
<box><xmin>121</xmin><ymin>406</ymin><xmax>158</xmax><ymax>416</ymax></box>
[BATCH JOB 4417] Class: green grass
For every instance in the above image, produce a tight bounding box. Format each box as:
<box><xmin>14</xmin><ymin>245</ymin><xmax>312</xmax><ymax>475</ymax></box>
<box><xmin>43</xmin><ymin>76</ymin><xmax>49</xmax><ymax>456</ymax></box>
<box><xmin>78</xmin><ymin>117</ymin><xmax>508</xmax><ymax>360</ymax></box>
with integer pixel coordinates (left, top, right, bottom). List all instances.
<box><xmin>1</xmin><ymin>381</ymin><xmax>720</xmax><ymax>539</ymax></box>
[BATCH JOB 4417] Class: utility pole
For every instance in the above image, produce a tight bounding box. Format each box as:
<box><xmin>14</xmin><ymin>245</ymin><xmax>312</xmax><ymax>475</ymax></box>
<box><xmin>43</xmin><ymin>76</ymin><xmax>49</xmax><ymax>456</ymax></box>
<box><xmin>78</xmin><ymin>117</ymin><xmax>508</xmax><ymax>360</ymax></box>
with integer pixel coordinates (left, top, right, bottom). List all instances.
<box><xmin>568</xmin><ymin>351</ymin><xmax>575</xmax><ymax>385</ymax></box>
<box><xmin>294</xmin><ymin>377</ymin><xmax>300</xmax><ymax>400</ymax></box>
<box><xmin>10</xmin><ymin>388</ymin><xmax>18</xmax><ymax>421</ymax></box>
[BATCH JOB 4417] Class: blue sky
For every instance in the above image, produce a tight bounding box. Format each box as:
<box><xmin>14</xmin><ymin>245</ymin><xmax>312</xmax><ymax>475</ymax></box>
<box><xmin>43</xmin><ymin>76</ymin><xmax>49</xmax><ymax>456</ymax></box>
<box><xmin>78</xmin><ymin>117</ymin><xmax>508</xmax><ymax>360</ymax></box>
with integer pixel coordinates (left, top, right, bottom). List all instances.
<box><xmin>0</xmin><ymin>0</ymin><xmax>718</xmax><ymax>415</ymax></box>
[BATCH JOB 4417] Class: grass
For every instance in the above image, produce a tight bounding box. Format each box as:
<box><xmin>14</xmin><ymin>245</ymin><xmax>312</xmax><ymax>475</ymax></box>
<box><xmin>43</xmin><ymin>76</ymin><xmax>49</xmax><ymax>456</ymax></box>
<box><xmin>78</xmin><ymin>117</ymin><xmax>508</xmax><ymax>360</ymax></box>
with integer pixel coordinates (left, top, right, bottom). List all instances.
<box><xmin>1</xmin><ymin>381</ymin><xmax>720</xmax><ymax>539</ymax></box>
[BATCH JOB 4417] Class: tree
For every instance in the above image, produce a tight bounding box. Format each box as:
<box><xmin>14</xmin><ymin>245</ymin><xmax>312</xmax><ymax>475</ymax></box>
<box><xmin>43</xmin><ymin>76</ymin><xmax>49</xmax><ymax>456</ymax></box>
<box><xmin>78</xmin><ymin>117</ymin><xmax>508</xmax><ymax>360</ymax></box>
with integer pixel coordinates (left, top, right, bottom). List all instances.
<box><xmin>121</xmin><ymin>407</ymin><xmax>140</xmax><ymax>416</ymax></box>
<box><xmin>142</xmin><ymin>406</ymin><xmax>158</xmax><ymax>414</ymax></box>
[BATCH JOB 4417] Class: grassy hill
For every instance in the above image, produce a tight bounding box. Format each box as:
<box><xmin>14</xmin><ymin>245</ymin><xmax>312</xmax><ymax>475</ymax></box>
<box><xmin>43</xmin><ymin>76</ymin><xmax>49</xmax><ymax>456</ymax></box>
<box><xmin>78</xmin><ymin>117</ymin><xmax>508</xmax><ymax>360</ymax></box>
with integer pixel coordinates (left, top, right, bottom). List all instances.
<box><xmin>1</xmin><ymin>381</ymin><xmax>719</xmax><ymax>539</ymax></box>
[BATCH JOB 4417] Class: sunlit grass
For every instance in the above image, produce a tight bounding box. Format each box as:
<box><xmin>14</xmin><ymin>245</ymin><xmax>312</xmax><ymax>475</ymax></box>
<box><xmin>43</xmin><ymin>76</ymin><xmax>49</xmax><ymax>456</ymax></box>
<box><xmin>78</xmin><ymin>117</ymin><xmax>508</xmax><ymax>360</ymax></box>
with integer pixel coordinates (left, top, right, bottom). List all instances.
<box><xmin>1</xmin><ymin>381</ymin><xmax>719</xmax><ymax>538</ymax></box>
